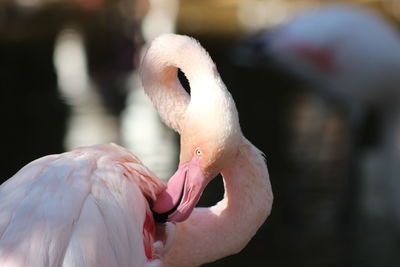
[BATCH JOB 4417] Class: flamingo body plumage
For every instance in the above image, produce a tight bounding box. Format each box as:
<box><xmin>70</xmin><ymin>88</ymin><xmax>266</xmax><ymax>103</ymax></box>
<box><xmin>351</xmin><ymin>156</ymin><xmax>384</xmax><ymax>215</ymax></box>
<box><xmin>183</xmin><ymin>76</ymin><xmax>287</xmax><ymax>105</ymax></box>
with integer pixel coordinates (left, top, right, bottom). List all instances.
<box><xmin>0</xmin><ymin>144</ymin><xmax>170</xmax><ymax>267</ymax></box>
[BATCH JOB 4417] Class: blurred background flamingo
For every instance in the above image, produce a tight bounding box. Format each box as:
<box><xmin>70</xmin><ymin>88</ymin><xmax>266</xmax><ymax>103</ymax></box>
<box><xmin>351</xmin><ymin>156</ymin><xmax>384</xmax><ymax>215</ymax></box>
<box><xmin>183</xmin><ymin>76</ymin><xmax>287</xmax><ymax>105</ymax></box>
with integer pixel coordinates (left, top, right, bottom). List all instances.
<box><xmin>242</xmin><ymin>1</ymin><xmax>400</xmax><ymax>227</ymax></box>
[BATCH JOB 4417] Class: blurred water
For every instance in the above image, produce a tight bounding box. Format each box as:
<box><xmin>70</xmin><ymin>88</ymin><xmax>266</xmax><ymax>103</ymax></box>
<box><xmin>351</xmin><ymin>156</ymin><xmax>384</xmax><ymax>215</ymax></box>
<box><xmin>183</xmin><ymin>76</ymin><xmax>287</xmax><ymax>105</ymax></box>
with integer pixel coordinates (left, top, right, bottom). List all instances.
<box><xmin>54</xmin><ymin>27</ymin><xmax>120</xmax><ymax>149</ymax></box>
<box><xmin>54</xmin><ymin>26</ymin><xmax>177</xmax><ymax>179</ymax></box>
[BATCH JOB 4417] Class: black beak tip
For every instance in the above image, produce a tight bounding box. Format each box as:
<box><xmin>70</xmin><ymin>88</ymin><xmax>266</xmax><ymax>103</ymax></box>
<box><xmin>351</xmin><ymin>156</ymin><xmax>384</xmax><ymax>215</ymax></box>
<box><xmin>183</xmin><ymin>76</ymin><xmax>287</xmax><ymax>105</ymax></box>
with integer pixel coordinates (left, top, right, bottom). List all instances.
<box><xmin>152</xmin><ymin>210</ymin><xmax>168</xmax><ymax>223</ymax></box>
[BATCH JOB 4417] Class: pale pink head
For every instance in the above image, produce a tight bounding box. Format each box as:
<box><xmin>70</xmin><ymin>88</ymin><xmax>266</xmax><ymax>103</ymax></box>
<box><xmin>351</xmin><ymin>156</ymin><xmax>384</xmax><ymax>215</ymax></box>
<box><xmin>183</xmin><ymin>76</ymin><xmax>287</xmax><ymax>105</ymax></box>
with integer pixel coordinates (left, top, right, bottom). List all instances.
<box><xmin>140</xmin><ymin>34</ymin><xmax>242</xmax><ymax>222</ymax></box>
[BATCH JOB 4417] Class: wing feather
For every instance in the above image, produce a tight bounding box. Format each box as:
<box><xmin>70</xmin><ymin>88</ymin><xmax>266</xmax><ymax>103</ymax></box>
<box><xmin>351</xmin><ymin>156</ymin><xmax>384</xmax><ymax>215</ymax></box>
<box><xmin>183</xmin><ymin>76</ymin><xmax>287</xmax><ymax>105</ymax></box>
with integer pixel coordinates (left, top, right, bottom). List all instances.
<box><xmin>0</xmin><ymin>144</ymin><xmax>165</xmax><ymax>267</ymax></box>
<box><xmin>62</xmin><ymin>195</ymin><xmax>119</xmax><ymax>267</ymax></box>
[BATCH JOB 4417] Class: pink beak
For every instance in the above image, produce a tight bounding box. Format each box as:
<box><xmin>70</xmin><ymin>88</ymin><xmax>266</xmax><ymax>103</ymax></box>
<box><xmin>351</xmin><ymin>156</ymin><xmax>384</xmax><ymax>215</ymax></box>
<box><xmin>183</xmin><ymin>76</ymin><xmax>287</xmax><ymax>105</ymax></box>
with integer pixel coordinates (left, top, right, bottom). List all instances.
<box><xmin>152</xmin><ymin>156</ymin><xmax>208</xmax><ymax>222</ymax></box>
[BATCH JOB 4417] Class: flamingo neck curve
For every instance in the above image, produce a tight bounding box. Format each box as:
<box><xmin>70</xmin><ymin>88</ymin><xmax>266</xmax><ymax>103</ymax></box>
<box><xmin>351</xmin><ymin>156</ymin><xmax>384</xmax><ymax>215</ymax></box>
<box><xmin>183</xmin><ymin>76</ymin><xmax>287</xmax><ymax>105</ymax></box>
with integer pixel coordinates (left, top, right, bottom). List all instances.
<box><xmin>164</xmin><ymin>137</ymin><xmax>273</xmax><ymax>266</ymax></box>
<box><xmin>140</xmin><ymin>34</ymin><xmax>218</xmax><ymax>133</ymax></box>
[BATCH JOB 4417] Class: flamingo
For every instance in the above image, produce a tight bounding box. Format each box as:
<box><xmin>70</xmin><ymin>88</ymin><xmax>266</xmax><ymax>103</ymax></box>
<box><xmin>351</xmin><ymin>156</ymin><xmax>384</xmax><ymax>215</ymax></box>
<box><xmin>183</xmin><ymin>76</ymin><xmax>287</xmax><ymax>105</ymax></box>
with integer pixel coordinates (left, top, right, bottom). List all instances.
<box><xmin>266</xmin><ymin>5</ymin><xmax>400</xmax><ymax>215</ymax></box>
<box><xmin>237</xmin><ymin>5</ymin><xmax>400</xmax><ymax>222</ymax></box>
<box><xmin>0</xmin><ymin>33</ymin><xmax>272</xmax><ymax>266</ymax></box>
<box><xmin>143</xmin><ymin>34</ymin><xmax>273</xmax><ymax>266</ymax></box>
<box><xmin>258</xmin><ymin>4</ymin><xmax>400</xmax><ymax>126</ymax></box>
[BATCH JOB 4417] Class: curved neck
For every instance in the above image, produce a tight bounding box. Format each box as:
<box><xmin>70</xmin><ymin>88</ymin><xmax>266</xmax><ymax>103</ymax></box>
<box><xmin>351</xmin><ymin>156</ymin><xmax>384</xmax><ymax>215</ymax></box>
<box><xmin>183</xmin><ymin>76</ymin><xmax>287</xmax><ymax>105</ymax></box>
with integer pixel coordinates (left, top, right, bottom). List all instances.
<box><xmin>140</xmin><ymin>34</ymin><xmax>217</xmax><ymax>133</ymax></box>
<box><xmin>165</xmin><ymin>138</ymin><xmax>273</xmax><ymax>266</ymax></box>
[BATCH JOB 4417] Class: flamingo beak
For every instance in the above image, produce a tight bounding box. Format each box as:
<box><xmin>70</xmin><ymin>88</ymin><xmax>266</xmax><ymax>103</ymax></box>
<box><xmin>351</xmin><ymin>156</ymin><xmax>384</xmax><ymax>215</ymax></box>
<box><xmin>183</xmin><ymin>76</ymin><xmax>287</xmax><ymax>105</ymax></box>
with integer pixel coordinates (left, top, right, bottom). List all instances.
<box><xmin>152</xmin><ymin>156</ymin><xmax>208</xmax><ymax>222</ymax></box>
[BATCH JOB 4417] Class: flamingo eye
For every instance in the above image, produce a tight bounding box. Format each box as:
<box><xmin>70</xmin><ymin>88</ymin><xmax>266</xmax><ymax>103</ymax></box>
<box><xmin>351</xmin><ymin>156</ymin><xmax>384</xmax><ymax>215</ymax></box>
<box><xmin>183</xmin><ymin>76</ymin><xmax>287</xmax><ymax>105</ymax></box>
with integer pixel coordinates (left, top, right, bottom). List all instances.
<box><xmin>195</xmin><ymin>148</ymin><xmax>202</xmax><ymax>157</ymax></box>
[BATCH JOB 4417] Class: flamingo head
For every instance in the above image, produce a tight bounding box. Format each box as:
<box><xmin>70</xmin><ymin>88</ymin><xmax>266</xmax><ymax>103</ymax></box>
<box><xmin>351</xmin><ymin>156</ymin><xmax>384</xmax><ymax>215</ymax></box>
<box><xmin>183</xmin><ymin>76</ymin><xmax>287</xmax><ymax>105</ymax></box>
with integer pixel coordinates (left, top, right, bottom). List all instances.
<box><xmin>150</xmin><ymin>36</ymin><xmax>242</xmax><ymax>222</ymax></box>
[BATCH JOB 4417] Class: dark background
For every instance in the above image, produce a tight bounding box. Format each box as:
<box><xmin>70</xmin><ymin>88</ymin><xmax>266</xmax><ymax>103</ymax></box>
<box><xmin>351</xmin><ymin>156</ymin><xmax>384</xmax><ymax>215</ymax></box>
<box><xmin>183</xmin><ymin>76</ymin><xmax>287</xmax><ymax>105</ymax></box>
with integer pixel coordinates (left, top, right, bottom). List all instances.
<box><xmin>1</xmin><ymin>0</ymin><xmax>400</xmax><ymax>266</ymax></box>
